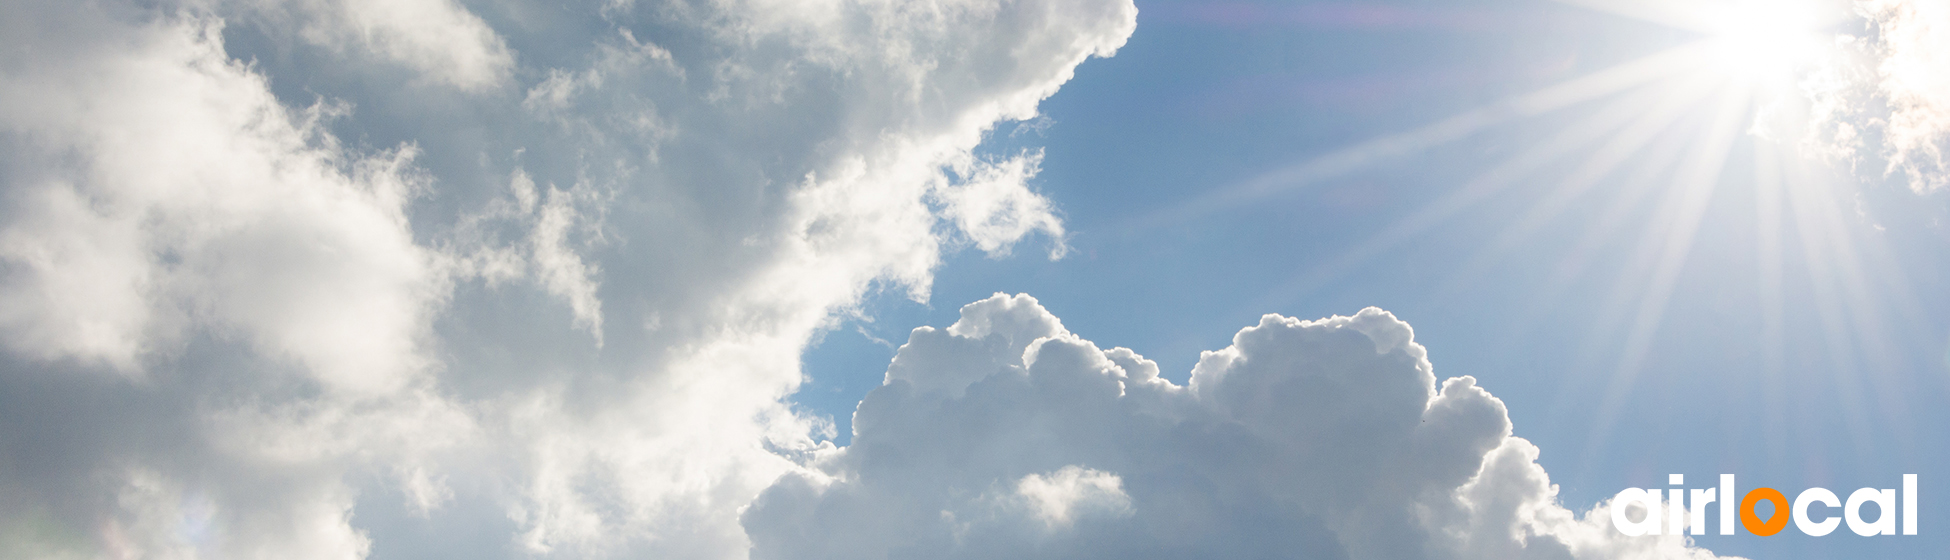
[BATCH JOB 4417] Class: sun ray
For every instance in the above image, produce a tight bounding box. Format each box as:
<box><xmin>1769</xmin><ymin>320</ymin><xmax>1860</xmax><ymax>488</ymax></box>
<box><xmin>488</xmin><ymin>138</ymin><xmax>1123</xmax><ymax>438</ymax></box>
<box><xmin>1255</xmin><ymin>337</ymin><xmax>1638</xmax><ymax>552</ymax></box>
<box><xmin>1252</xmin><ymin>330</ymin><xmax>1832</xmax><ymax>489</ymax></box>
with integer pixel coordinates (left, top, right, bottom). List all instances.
<box><xmin>1535</xmin><ymin>116</ymin><xmax>1701</xmax><ymax>428</ymax></box>
<box><xmin>1114</xmin><ymin>43</ymin><xmax>1718</xmax><ymax>236</ymax></box>
<box><xmin>1221</xmin><ymin>45</ymin><xmax>1744</xmax><ymax>320</ymax></box>
<box><xmin>1513</xmin><ymin>98</ymin><xmax>1717</xmax><ymax>324</ymax></box>
<box><xmin>1780</xmin><ymin>151</ymin><xmax>1882</xmax><ymax>456</ymax></box>
<box><xmin>1236</xmin><ymin>74</ymin><xmax>1694</xmax><ymax>316</ymax></box>
<box><xmin>1549</xmin><ymin>0</ymin><xmax>1731</xmax><ymax>32</ymax></box>
<box><xmin>1772</xmin><ymin>141</ymin><xmax>1934</xmax><ymax>458</ymax></box>
<box><xmin>1438</xmin><ymin>69</ymin><xmax>1725</xmax><ymax>299</ymax></box>
<box><xmin>1752</xmin><ymin>129</ymin><xmax>1790</xmax><ymax>461</ymax></box>
<box><xmin>1576</xmin><ymin>80</ymin><xmax>1756</xmax><ymax>465</ymax></box>
<box><xmin>1610</xmin><ymin>85</ymin><xmax>1752</xmax><ymax>377</ymax></box>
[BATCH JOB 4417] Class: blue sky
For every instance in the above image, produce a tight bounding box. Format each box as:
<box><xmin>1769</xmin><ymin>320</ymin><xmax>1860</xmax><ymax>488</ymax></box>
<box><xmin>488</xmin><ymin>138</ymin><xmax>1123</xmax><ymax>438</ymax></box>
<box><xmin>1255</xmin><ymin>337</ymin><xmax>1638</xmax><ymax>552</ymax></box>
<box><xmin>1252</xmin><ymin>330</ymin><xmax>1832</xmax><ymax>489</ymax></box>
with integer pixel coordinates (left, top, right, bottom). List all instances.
<box><xmin>803</xmin><ymin>1</ymin><xmax>1950</xmax><ymax>558</ymax></box>
<box><xmin>2</xmin><ymin>0</ymin><xmax>1946</xmax><ymax>558</ymax></box>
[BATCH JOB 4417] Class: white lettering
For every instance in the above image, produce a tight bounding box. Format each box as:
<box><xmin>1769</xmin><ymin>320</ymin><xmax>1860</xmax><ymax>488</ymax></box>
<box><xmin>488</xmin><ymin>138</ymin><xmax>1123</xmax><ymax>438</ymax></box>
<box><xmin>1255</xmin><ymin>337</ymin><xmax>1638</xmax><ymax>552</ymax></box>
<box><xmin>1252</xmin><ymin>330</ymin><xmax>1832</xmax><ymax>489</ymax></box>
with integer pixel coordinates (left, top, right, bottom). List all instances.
<box><xmin>1794</xmin><ymin>487</ymin><xmax>1840</xmax><ymax>536</ymax></box>
<box><xmin>1845</xmin><ymin>488</ymin><xmax>1896</xmax><ymax>536</ymax></box>
<box><xmin>1611</xmin><ymin>488</ymin><xmax>1663</xmax><ymax>536</ymax></box>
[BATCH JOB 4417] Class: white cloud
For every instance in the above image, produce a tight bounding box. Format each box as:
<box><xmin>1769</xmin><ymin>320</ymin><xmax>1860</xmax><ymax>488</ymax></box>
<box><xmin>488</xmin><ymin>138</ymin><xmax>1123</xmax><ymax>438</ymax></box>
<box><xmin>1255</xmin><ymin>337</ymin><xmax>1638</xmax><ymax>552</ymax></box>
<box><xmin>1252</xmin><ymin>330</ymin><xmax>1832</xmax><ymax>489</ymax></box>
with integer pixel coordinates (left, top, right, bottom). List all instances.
<box><xmin>1857</xmin><ymin>0</ymin><xmax>1950</xmax><ymax>192</ymax></box>
<box><xmin>1013</xmin><ymin>466</ymin><xmax>1134</xmax><ymax>529</ymax></box>
<box><xmin>243</xmin><ymin>0</ymin><xmax>517</xmax><ymax>90</ymax></box>
<box><xmin>0</xmin><ymin>9</ymin><xmax>443</xmax><ymax>394</ymax></box>
<box><xmin>448</xmin><ymin>168</ymin><xmax>609</xmax><ymax>345</ymax></box>
<box><xmin>0</xmin><ymin>0</ymin><xmax>1133</xmax><ymax>558</ymax></box>
<box><xmin>934</xmin><ymin>151</ymin><xmax>1068</xmax><ymax>259</ymax></box>
<box><xmin>461</xmin><ymin>0</ymin><xmax>1135</xmax><ymax>554</ymax></box>
<box><xmin>744</xmin><ymin>294</ymin><xmax>1740</xmax><ymax>560</ymax></box>
<box><xmin>1796</xmin><ymin>0</ymin><xmax>1950</xmax><ymax>192</ymax></box>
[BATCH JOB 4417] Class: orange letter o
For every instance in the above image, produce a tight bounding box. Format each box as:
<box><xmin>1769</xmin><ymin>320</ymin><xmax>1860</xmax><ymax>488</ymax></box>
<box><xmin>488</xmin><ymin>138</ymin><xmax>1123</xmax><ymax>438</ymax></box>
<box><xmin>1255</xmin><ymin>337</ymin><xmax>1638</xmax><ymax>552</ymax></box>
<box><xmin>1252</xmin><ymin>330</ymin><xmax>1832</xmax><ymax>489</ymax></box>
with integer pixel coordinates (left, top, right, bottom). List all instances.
<box><xmin>1741</xmin><ymin>487</ymin><xmax>1790</xmax><ymax>536</ymax></box>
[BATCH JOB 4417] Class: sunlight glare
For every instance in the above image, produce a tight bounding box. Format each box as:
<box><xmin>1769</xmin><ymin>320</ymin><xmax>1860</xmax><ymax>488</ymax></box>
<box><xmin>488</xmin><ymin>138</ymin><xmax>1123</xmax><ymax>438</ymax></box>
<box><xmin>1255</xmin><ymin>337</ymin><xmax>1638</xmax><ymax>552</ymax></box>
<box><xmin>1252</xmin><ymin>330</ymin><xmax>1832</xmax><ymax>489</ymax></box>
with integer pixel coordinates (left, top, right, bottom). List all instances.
<box><xmin>1700</xmin><ymin>0</ymin><xmax>1827</xmax><ymax>80</ymax></box>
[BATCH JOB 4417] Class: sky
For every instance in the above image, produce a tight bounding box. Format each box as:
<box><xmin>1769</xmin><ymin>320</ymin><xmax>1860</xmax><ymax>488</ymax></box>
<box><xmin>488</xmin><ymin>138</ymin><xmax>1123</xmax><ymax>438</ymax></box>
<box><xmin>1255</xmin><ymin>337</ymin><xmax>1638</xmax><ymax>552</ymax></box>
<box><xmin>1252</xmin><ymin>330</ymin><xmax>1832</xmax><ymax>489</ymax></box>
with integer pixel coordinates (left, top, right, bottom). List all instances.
<box><xmin>0</xmin><ymin>0</ymin><xmax>1945</xmax><ymax>559</ymax></box>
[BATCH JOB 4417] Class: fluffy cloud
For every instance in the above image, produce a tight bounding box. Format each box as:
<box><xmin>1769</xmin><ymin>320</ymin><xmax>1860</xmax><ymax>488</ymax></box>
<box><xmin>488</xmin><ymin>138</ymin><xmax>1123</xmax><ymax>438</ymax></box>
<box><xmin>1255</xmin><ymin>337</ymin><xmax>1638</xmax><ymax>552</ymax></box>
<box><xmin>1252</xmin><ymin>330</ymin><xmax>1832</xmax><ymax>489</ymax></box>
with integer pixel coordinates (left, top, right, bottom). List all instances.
<box><xmin>744</xmin><ymin>294</ymin><xmax>1735</xmax><ymax>560</ymax></box>
<box><xmin>0</xmin><ymin>0</ymin><xmax>1130</xmax><ymax>558</ymax></box>
<box><xmin>1797</xmin><ymin>0</ymin><xmax>1950</xmax><ymax>192</ymax></box>
<box><xmin>0</xmin><ymin>11</ymin><xmax>440</xmax><ymax>387</ymax></box>
<box><xmin>0</xmin><ymin>6</ymin><xmax>467</xmax><ymax>557</ymax></box>
<box><xmin>1857</xmin><ymin>0</ymin><xmax>1950</xmax><ymax>192</ymax></box>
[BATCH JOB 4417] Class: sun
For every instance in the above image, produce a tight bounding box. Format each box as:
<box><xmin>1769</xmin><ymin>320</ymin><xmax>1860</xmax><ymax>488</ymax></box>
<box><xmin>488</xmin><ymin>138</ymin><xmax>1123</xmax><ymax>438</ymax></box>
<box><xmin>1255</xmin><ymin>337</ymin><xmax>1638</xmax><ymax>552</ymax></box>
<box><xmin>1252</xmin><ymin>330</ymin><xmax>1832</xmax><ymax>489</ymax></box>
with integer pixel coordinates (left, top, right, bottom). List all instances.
<box><xmin>1542</xmin><ymin>0</ymin><xmax>1850</xmax><ymax>85</ymax></box>
<box><xmin>1698</xmin><ymin>0</ymin><xmax>1833</xmax><ymax>81</ymax></box>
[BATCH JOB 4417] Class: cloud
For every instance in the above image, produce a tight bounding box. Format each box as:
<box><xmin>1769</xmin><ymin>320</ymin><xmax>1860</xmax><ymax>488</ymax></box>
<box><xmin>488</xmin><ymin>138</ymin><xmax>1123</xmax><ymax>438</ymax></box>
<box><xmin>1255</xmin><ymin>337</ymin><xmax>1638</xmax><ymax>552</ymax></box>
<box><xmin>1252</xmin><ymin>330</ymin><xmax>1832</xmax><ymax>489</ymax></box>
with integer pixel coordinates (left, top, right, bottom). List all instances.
<box><xmin>0</xmin><ymin>11</ymin><xmax>439</xmax><ymax>386</ymax></box>
<box><xmin>448</xmin><ymin>168</ymin><xmax>609</xmax><ymax>345</ymax></box>
<box><xmin>241</xmin><ymin>0</ymin><xmax>518</xmax><ymax>90</ymax></box>
<box><xmin>0</xmin><ymin>5</ymin><xmax>452</xmax><ymax>395</ymax></box>
<box><xmin>0</xmin><ymin>1</ymin><xmax>1752</xmax><ymax>556</ymax></box>
<box><xmin>744</xmin><ymin>294</ymin><xmax>1737</xmax><ymax>560</ymax></box>
<box><xmin>935</xmin><ymin>151</ymin><xmax>1068</xmax><ymax>259</ymax></box>
<box><xmin>1857</xmin><ymin>0</ymin><xmax>1950</xmax><ymax>192</ymax></box>
<box><xmin>0</xmin><ymin>5</ymin><xmax>471</xmax><ymax>556</ymax></box>
<box><xmin>0</xmin><ymin>0</ymin><xmax>1133</xmax><ymax>558</ymax></box>
<box><xmin>1795</xmin><ymin>0</ymin><xmax>1950</xmax><ymax>193</ymax></box>
<box><xmin>1013</xmin><ymin>466</ymin><xmax>1135</xmax><ymax>529</ymax></box>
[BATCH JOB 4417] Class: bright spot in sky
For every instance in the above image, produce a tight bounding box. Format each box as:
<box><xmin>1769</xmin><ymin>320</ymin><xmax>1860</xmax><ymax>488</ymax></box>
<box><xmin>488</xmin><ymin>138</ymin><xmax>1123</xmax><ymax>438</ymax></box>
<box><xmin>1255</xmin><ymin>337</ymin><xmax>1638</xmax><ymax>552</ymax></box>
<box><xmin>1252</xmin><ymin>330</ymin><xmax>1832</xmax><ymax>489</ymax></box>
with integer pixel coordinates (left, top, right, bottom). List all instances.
<box><xmin>1701</xmin><ymin>1</ymin><xmax>1828</xmax><ymax>79</ymax></box>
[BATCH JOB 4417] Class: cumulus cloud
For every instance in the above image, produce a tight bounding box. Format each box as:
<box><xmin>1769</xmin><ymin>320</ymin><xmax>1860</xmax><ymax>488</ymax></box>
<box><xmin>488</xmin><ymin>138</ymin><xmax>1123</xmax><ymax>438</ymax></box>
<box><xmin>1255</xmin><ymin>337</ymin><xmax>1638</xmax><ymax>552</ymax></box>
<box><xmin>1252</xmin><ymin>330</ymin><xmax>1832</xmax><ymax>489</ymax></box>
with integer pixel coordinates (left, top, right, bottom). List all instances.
<box><xmin>1013</xmin><ymin>466</ymin><xmax>1134</xmax><ymax>529</ymax></box>
<box><xmin>0</xmin><ymin>0</ymin><xmax>1130</xmax><ymax>558</ymax></box>
<box><xmin>0</xmin><ymin>11</ymin><xmax>440</xmax><ymax>387</ymax></box>
<box><xmin>0</xmin><ymin>5</ymin><xmax>472</xmax><ymax>558</ymax></box>
<box><xmin>745</xmin><ymin>294</ymin><xmax>1737</xmax><ymax>560</ymax></box>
